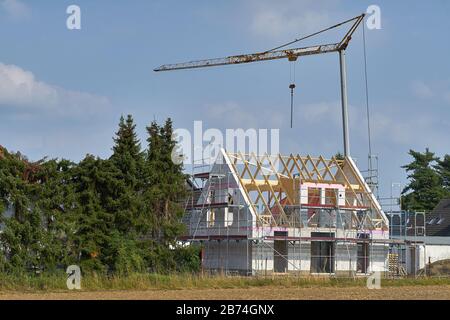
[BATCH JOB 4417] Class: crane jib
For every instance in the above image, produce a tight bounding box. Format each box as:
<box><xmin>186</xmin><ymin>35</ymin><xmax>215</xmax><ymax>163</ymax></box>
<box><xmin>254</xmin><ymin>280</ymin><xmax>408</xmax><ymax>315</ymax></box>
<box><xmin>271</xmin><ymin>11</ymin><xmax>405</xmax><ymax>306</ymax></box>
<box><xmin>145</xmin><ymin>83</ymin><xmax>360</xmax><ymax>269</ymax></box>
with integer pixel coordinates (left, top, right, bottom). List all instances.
<box><xmin>154</xmin><ymin>43</ymin><xmax>341</xmax><ymax>72</ymax></box>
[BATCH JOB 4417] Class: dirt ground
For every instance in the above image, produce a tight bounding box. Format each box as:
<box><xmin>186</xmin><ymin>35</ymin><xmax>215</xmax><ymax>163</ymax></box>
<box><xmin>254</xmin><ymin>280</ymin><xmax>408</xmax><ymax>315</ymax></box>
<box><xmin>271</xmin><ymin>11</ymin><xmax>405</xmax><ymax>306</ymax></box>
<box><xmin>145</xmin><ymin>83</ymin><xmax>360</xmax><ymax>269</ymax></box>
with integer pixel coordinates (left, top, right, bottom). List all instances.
<box><xmin>1</xmin><ymin>285</ymin><xmax>450</xmax><ymax>300</ymax></box>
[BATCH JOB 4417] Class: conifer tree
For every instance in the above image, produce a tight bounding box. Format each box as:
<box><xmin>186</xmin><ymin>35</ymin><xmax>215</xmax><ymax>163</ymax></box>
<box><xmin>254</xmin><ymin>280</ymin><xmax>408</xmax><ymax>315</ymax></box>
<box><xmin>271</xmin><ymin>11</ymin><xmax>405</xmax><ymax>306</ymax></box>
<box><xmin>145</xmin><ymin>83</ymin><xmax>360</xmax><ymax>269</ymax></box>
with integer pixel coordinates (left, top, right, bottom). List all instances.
<box><xmin>401</xmin><ymin>148</ymin><xmax>447</xmax><ymax>211</ymax></box>
<box><xmin>34</xmin><ymin>159</ymin><xmax>77</xmax><ymax>271</ymax></box>
<box><xmin>160</xmin><ymin>118</ymin><xmax>187</xmax><ymax>236</ymax></box>
<box><xmin>111</xmin><ymin>115</ymin><xmax>143</xmax><ymax>183</ymax></box>
<box><xmin>143</xmin><ymin>119</ymin><xmax>186</xmax><ymax>241</ymax></box>
<box><xmin>140</xmin><ymin>119</ymin><xmax>198</xmax><ymax>273</ymax></box>
<box><xmin>68</xmin><ymin>155</ymin><xmax>116</xmax><ymax>272</ymax></box>
<box><xmin>436</xmin><ymin>154</ymin><xmax>450</xmax><ymax>193</ymax></box>
<box><xmin>0</xmin><ymin>149</ymin><xmax>66</xmax><ymax>273</ymax></box>
<box><xmin>110</xmin><ymin>115</ymin><xmax>144</xmax><ymax>234</ymax></box>
<box><xmin>0</xmin><ymin>116</ymin><xmax>201</xmax><ymax>275</ymax></box>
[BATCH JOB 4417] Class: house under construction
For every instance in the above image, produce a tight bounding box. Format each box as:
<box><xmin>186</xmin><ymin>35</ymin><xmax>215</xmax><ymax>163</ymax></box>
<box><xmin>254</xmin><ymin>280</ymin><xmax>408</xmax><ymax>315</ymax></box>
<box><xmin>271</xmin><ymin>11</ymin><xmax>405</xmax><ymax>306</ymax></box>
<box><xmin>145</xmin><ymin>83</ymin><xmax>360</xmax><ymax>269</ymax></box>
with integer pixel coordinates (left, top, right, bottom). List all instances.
<box><xmin>182</xmin><ymin>149</ymin><xmax>390</xmax><ymax>276</ymax></box>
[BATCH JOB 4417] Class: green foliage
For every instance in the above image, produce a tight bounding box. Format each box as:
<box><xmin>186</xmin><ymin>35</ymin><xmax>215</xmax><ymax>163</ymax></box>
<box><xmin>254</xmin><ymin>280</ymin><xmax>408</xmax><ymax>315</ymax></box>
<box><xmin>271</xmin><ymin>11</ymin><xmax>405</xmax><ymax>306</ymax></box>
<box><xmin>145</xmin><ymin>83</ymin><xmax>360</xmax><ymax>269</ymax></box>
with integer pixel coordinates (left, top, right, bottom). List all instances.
<box><xmin>110</xmin><ymin>114</ymin><xmax>145</xmax><ymax>234</ymax></box>
<box><xmin>142</xmin><ymin>119</ymin><xmax>187</xmax><ymax>240</ymax></box>
<box><xmin>334</xmin><ymin>152</ymin><xmax>345</xmax><ymax>160</ymax></box>
<box><xmin>436</xmin><ymin>154</ymin><xmax>450</xmax><ymax>192</ymax></box>
<box><xmin>0</xmin><ymin>115</ymin><xmax>199</xmax><ymax>276</ymax></box>
<box><xmin>1</xmin><ymin>272</ymin><xmax>450</xmax><ymax>293</ymax></box>
<box><xmin>106</xmin><ymin>231</ymin><xmax>146</xmax><ymax>275</ymax></box>
<box><xmin>68</xmin><ymin>155</ymin><xmax>117</xmax><ymax>273</ymax></box>
<box><xmin>173</xmin><ymin>245</ymin><xmax>201</xmax><ymax>273</ymax></box>
<box><xmin>401</xmin><ymin>148</ymin><xmax>450</xmax><ymax>211</ymax></box>
<box><xmin>0</xmin><ymin>148</ymin><xmax>67</xmax><ymax>273</ymax></box>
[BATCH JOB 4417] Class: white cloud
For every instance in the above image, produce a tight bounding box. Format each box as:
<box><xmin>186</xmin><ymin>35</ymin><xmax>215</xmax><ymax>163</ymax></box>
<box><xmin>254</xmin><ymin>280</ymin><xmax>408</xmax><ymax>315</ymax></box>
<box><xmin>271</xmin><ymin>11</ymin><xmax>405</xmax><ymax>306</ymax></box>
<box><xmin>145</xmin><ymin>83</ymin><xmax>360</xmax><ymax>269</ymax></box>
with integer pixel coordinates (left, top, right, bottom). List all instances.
<box><xmin>411</xmin><ymin>80</ymin><xmax>434</xmax><ymax>99</ymax></box>
<box><xmin>370</xmin><ymin>111</ymin><xmax>445</xmax><ymax>150</ymax></box>
<box><xmin>444</xmin><ymin>92</ymin><xmax>450</xmax><ymax>104</ymax></box>
<box><xmin>0</xmin><ymin>63</ymin><xmax>110</xmax><ymax>116</ymax></box>
<box><xmin>248</xmin><ymin>0</ymin><xmax>339</xmax><ymax>40</ymax></box>
<box><xmin>300</xmin><ymin>101</ymin><xmax>341</xmax><ymax>124</ymax></box>
<box><xmin>1</xmin><ymin>0</ymin><xmax>31</xmax><ymax>20</ymax></box>
<box><xmin>289</xmin><ymin>98</ymin><xmax>449</xmax><ymax>152</ymax></box>
<box><xmin>205</xmin><ymin>101</ymin><xmax>285</xmax><ymax>129</ymax></box>
<box><xmin>410</xmin><ymin>80</ymin><xmax>450</xmax><ymax>105</ymax></box>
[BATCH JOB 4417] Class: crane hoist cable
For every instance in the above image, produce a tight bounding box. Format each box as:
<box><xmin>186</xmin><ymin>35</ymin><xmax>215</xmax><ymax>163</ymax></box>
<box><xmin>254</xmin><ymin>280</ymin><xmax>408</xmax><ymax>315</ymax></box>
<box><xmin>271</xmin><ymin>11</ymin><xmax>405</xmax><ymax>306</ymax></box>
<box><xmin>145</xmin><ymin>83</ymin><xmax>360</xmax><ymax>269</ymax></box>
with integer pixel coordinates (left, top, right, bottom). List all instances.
<box><xmin>362</xmin><ymin>18</ymin><xmax>373</xmax><ymax>172</ymax></box>
<box><xmin>289</xmin><ymin>57</ymin><xmax>297</xmax><ymax>128</ymax></box>
<box><xmin>154</xmin><ymin>14</ymin><xmax>366</xmax><ymax>154</ymax></box>
<box><xmin>266</xmin><ymin>15</ymin><xmax>361</xmax><ymax>129</ymax></box>
<box><xmin>289</xmin><ymin>83</ymin><xmax>296</xmax><ymax>129</ymax></box>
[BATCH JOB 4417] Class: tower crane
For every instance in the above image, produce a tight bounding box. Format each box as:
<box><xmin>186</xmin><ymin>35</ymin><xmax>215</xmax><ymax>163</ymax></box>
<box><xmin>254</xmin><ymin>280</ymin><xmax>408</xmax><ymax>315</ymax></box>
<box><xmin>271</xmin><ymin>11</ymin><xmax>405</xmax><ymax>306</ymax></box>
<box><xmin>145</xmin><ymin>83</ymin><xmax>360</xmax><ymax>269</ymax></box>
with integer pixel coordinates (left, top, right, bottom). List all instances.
<box><xmin>154</xmin><ymin>14</ymin><xmax>366</xmax><ymax>157</ymax></box>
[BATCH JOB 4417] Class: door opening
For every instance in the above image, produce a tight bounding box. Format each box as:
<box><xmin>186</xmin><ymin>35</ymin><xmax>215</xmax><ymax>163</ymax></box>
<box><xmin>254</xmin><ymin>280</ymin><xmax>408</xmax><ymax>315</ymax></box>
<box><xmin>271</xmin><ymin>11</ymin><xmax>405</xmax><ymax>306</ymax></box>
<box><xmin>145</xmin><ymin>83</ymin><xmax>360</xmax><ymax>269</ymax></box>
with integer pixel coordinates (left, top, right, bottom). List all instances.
<box><xmin>311</xmin><ymin>232</ymin><xmax>335</xmax><ymax>274</ymax></box>
<box><xmin>274</xmin><ymin>231</ymin><xmax>288</xmax><ymax>273</ymax></box>
<box><xmin>357</xmin><ymin>242</ymin><xmax>369</xmax><ymax>274</ymax></box>
<box><xmin>357</xmin><ymin>233</ymin><xmax>370</xmax><ymax>274</ymax></box>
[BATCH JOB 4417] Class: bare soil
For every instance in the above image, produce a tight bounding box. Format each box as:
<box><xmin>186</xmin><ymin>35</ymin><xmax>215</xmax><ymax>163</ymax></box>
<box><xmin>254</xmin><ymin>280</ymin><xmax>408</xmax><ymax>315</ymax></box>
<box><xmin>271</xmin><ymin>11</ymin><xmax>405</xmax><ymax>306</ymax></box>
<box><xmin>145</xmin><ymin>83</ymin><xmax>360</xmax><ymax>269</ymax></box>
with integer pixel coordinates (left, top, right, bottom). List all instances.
<box><xmin>1</xmin><ymin>285</ymin><xmax>449</xmax><ymax>300</ymax></box>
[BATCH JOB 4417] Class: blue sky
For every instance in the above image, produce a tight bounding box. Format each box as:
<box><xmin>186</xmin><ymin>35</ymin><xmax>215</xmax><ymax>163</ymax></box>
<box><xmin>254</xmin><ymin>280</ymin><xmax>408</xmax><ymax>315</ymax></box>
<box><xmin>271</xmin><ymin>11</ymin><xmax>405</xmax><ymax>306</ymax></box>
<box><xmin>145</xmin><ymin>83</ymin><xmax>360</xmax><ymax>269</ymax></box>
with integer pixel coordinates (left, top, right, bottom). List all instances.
<box><xmin>0</xmin><ymin>0</ymin><xmax>449</xmax><ymax>200</ymax></box>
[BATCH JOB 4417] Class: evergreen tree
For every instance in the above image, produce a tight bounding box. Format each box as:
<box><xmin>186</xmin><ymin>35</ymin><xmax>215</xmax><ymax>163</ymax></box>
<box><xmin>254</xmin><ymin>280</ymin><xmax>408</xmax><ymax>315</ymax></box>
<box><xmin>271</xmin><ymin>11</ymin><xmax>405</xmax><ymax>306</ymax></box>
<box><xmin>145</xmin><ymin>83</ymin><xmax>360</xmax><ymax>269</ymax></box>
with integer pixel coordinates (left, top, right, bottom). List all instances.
<box><xmin>68</xmin><ymin>155</ymin><xmax>116</xmax><ymax>272</ymax></box>
<box><xmin>401</xmin><ymin>148</ymin><xmax>447</xmax><ymax>211</ymax></box>
<box><xmin>436</xmin><ymin>154</ymin><xmax>450</xmax><ymax>193</ymax></box>
<box><xmin>138</xmin><ymin>120</ymin><xmax>163</xmax><ymax>236</ymax></box>
<box><xmin>0</xmin><ymin>116</ymin><xmax>200</xmax><ymax>275</ymax></box>
<box><xmin>143</xmin><ymin>119</ymin><xmax>186</xmax><ymax>240</ymax></box>
<box><xmin>109</xmin><ymin>115</ymin><xmax>144</xmax><ymax>234</ymax></box>
<box><xmin>0</xmin><ymin>149</ymin><xmax>66</xmax><ymax>273</ymax></box>
<box><xmin>140</xmin><ymin>119</ymin><xmax>197</xmax><ymax>272</ymax></box>
<box><xmin>334</xmin><ymin>152</ymin><xmax>345</xmax><ymax>160</ymax></box>
<box><xmin>159</xmin><ymin>118</ymin><xmax>188</xmax><ymax>237</ymax></box>
<box><xmin>34</xmin><ymin>159</ymin><xmax>77</xmax><ymax>271</ymax></box>
<box><xmin>68</xmin><ymin>153</ymin><xmax>146</xmax><ymax>274</ymax></box>
<box><xmin>111</xmin><ymin>115</ymin><xmax>143</xmax><ymax>182</ymax></box>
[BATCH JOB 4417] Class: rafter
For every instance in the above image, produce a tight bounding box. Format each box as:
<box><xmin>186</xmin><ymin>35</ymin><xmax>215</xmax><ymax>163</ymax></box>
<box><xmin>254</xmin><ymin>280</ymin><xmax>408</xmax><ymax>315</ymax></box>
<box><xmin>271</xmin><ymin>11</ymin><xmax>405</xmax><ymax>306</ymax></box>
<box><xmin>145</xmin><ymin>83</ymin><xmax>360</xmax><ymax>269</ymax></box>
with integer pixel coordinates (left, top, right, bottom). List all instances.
<box><xmin>224</xmin><ymin>152</ymin><xmax>388</xmax><ymax>230</ymax></box>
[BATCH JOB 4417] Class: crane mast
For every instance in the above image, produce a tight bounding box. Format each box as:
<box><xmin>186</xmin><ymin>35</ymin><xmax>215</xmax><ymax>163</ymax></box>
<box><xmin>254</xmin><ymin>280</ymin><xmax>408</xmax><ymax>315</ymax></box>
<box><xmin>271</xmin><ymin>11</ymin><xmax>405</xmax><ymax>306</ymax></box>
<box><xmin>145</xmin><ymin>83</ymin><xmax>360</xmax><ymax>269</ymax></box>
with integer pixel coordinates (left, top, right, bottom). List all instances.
<box><xmin>154</xmin><ymin>14</ymin><xmax>366</xmax><ymax>157</ymax></box>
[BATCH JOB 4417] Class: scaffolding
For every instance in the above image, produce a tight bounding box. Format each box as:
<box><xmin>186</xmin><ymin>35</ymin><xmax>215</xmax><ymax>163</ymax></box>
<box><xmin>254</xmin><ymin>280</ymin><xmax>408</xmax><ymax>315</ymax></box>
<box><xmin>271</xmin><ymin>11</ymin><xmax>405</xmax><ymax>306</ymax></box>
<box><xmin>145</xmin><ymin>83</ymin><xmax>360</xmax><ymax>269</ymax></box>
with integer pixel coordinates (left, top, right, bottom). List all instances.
<box><xmin>179</xmin><ymin>149</ymin><xmax>397</xmax><ymax>277</ymax></box>
<box><xmin>377</xmin><ymin>182</ymin><xmax>427</xmax><ymax>278</ymax></box>
<box><xmin>385</xmin><ymin>211</ymin><xmax>427</xmax><ymax>277</ymax></box>
<box><xmin>360</xmin><ymin>154</ymin><xmax>379</xmax><ymax>199</ymax></box>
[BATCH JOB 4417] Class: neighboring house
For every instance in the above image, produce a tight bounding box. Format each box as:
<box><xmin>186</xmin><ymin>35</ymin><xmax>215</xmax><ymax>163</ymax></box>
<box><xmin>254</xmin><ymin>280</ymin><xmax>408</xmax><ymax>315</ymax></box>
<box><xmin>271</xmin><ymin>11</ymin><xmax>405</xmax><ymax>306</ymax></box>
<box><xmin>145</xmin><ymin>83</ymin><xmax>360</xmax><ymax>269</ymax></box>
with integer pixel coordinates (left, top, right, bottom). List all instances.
<box><xmin>387</xmin><ymin>199</ymin><xmax>450</xmax><ymax>274</ymax></box>
<box><xmin>426</xmin><ymin>199</ymin><xmax>450</xmax><ymax>237</ymax></box>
